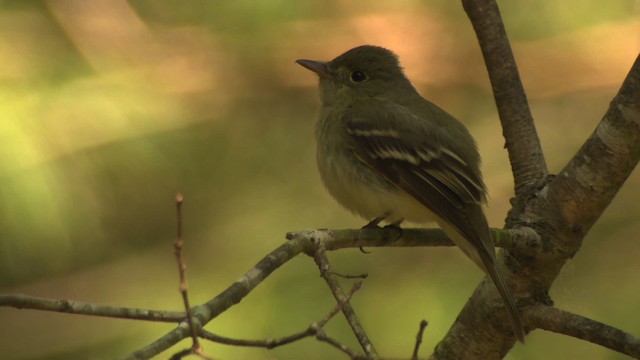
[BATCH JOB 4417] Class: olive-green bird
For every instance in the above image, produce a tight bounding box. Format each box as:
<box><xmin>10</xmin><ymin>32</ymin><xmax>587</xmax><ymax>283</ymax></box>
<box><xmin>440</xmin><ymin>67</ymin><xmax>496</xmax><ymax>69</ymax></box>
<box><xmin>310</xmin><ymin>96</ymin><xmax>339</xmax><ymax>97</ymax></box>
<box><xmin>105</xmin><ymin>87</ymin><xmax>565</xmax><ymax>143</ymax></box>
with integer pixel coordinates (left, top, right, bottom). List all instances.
<box><xmin>296</xmin><ymin>45</ymin><xmax>525</xmax><ymax>342</ymax></box>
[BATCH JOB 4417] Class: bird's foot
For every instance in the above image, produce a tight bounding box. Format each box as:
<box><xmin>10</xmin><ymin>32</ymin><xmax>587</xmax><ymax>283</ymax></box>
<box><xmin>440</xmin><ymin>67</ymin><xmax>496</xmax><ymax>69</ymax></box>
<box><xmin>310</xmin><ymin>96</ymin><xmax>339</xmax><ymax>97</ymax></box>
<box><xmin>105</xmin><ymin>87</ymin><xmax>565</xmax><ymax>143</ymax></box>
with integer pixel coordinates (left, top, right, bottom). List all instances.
<box><xmin>362</xmin><ymin>215</ymin><xmax>387</xmax><ymax>229</ymax></box>
<box><xmin>382</xmin><ymin>220</ymin><xmax>403</xmax><ymax>240</ymax></box>
<box><xmin>359</xmin><ymin>217</ymin><xmax>403</xmax><ymax>253</ymax></box>
<box><xmin>359</xmin><ymin>215</ymin><xmax>389</xmax><ymax>253</ymax></box>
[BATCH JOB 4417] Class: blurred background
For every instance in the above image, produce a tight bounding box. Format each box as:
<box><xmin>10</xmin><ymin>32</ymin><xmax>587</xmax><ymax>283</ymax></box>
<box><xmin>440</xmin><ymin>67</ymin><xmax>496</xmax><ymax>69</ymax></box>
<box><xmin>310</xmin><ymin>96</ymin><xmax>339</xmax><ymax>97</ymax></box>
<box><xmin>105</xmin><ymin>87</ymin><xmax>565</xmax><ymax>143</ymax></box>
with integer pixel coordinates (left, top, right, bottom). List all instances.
<box><xmin>0</xmin><ymin>0</ymin><xmax>638</xmax><ymax>359</ymax></box>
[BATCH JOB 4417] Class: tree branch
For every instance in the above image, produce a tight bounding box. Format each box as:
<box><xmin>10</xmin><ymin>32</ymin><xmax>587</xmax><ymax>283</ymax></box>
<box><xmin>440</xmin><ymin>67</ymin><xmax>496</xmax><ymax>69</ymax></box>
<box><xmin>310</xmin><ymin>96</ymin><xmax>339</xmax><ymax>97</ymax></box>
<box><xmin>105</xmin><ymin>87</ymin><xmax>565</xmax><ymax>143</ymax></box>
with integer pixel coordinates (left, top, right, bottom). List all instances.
<box><xmin>529</xmin><ymin>305</ymin><xmax>640</xmax><ymax>358</ymax></box>
<box><xmin>311</xmin><ymin>241</ymin><xmax>377</xmax><ymax>358</ymax></box>
<box><xmin>198</xmin><ymin>280</ymin><xmax>365</xmax><ymax>358</ymax></box>
<box><xmin>0</xmin><ymin>294</ymin><xmax>185</xmax><ymax>322</ymax></box>
<box><xmin>287</xmin><ymin>227</ymin><xmax>541</xmax><ymax>254</ymax></box>
<box><xmin>462</xmin><ymin>0</ymin><xmax>548</xmax><ymax>194</ymax></box>
<box><xmin>507</xmin><ymin>53</ymin><xmax>640</xmax><ymax>323</ymax></box>
<box><xmin>127</xmin><ymin>322</ymin><xmax>194</xmax><ymax>360</ymax></box>
<box><xmin>411</xmin><ymin>320</ymin><xmax>429</xmax><ymax>360</ymax></box>
<box><xmin>428</xmin><ymin>0</ymin><xmax>550</xmax><ymax>356</ymax></box>
<box><xmin>0</xmin><ymin>231</ymin><xmax>537</xmax><ymax>315</ymax></box>
<box><xmin>547</xmin><ymin>52</ymin><xmax>640</xmax><ymax>257</ymax></box>
<box><xmin>171</xmin><ymin>193</ymin><xmax>210</xmax><ymax>359</ymax></box>
<box><xmin>430</xmin><ymin>2</ymin><xmax>640</xmax><ymax>358</ymax></box>
<box><xmin>429</xmin><ymin>277</ymin><xmax>523</xmax><ymax>360</ymax></box>
<box><xmin>3</xmin><ymin>219</ymin><xmax>638</xmax><ymax>359</ymax></box>
<box><xmin>126</xmin><ymin>235</ymin><xmax>314</xmax><ymax>359</ymax></box>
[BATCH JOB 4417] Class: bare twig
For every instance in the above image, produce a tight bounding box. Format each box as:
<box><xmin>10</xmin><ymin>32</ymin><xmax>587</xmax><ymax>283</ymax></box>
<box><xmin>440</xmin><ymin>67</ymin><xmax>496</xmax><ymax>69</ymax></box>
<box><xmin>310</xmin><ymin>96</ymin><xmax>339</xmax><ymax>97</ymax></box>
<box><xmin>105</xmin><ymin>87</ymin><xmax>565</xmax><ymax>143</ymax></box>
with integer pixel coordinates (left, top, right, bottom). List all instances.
<box><xmin>317</xmin><ymin>281</ymin><xmax>363</xmax><ymax>328</ymax></box>
<box><xmin>169</xmin><ymin>349</ymin><xmax>192</xmax><ymax>360</ymax></box>
<box><xmin>0</xmin><ymin>294</ymin><xmax>185</xmax><ymax>321</ymax></box>
<box><xmin>127</xmin><ymin>235</ymin><xmax>314</xmax><ymax>359</ymax></box>
<box><xmin>172</xmin><ymin>194</ymin><xmax>212</xmax><ymax>360</ymax></box>
<box><xmin>529</xmin><ymin>304</ymin><xmax>640</xmax><ymax>358</ymax></box>
<box><xmin>411</xmin><ymin>320</ymin><xmax>429</xmax><ymax>360</ymax></box>
<box><xmin>198</xmin><ymin>281</ymin><xmax>364</xmax><ymax>358</ymax></box>
<box><xmin>311</xmin><ymin>240</ymin><xmax>378</xmax><ymax>358</ymax></box>
<box><xmin>332</xmin><ymin>272</ymin><xmax>369</xmax><ymax>279</ymax></box>
<box><xmin>173</xmin><ymin>194</ymin><xmax>203</xmax><ymax>354</ymax></box>
<box><xmin>315</xmin><ymin>327</ymin><xmax>367</xmax><ymax>360</ymax></box>
<box><xmin>199</xmin><ymin>327</ymin><xmax>313</xmax><ymax>348</ymax></box>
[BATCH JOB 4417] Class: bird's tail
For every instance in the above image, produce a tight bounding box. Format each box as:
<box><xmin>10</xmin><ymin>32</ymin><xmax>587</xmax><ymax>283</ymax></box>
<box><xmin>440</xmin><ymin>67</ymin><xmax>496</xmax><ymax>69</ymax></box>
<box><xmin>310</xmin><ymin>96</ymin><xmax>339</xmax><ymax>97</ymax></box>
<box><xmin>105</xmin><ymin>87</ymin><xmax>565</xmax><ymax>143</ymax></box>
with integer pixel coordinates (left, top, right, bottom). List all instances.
<box><xmin>440</xmin><ymin>220</ymin><xmax>526</xmax><ymax>343</ymax></box>
<box><xmin>481</xmin><ymin>251</ymin><xmax>526</xmax><ymax>343</ymax></box>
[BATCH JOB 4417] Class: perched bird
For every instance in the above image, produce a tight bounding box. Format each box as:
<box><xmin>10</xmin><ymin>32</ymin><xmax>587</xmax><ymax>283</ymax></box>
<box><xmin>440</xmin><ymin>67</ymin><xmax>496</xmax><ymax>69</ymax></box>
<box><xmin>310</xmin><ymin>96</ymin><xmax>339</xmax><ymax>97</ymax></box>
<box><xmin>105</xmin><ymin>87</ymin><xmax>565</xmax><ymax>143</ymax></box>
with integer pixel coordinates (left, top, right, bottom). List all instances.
<box><xmin>296</xmin><ymin>45</ymin><xmax>525</xmax><ymax>342</ymax></box>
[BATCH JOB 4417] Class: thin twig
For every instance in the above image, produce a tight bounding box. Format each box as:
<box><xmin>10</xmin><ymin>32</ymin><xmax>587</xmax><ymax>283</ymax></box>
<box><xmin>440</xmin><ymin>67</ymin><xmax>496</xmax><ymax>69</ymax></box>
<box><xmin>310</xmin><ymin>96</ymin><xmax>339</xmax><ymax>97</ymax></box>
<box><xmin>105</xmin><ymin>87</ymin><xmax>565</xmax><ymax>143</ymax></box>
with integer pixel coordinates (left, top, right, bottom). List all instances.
<box><xmin>173</xmin><ymin>193</ymin><xmax>209</xmax><ymax>359</ymax></box>
<box><xmin>0</xmin><ymin>294</ymin><xmax>185</xmax><ymax>322</ymax></box>
<box><xmin>198</xmin><ymin>281</ymin><xmax>364</xmax><ymax>358</ymax></box>
<box><xmin>128</xmin><ymin>236</ymin><xmax>314</xmax><ymax>359</ymax></box>
<box><xmin>311</xmin><ymin>240</ymin><xmax>378</xmax><ymax>358</ymax></box>
<box><xmin>169</xmin><ymin>349</ymin><xmax>192</xmax><ymax>360</ymax></box>
<box><xmin>199</xmin><ymin>328</ymin><xmax>313</xmax><ymax>348</ymax></box>
<box><xmin>315</xmin><ymin>327</ymin><xmax>366</xmax><ymax>360</ymax></box>
<box><xmin>411</xmin><ymin>320</ymin><xmax>429</xmax><ymax>360</ymax></box>
<box><xmin>318</xmin><ymin>280</ymin><xmax>363</xmax><ymax>328</ymax></box>
<box><xmin>529</xmin><ymin>304</ymin><xmax>640</xmax><ymax>358</ymax></box>
<box><xmin>332</xmin><ymin>272</ymin><xmax>369</xmax><ymax>279</ymax></box>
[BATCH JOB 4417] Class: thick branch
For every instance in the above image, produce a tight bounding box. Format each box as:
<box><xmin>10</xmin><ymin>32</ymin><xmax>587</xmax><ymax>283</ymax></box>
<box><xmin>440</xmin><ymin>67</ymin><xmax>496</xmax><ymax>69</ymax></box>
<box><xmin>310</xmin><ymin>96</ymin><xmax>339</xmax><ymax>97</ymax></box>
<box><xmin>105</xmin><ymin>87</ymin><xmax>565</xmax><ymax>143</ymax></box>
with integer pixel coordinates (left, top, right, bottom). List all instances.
<box><xmin>546</xmin><ymin>53</ymin><xmax>640</xmax><ymax>258</ymax></box>
<box><xmin>529</xmin><ymin>305</ymin><xmax>640</xmax><ymax>358</ymax></box>
<box><xmin>431</xmin><ymin>50</ymin><xmax>640</xmax><ymax>360</ymax></box>
<box><xmin>503</xmin><ymin>52</ymin><xmax>640</xmax><ymax>308</ymax></box>
<box><xmin>429</xmin><ymin>277</ymin><xmax>522</xmax><ymax>360</ymax></box>
<box><xmin>435</xmin><ymin>1</ymin><xmax>639</xmax><ymax>357</ymax></box>
<box><xmin>462</xmin><ymin>0</ymin><xmax>547</xmax><ymax>194</ymax></box>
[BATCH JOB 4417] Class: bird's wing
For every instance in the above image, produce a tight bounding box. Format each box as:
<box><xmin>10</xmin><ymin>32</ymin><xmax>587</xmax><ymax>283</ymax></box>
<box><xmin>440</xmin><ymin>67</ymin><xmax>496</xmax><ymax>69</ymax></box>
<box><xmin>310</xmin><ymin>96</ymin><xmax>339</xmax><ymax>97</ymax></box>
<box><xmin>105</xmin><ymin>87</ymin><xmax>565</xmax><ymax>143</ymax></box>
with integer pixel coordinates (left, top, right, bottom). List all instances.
<box><xmin>345</xmin><ymin>103</ymin><xmax>526</xmax><ymax>342</ymax></box>
<box><xmin>344</xmin><ymin>104</ymin><xmax>489</xmax><ymax>250</ymax></box>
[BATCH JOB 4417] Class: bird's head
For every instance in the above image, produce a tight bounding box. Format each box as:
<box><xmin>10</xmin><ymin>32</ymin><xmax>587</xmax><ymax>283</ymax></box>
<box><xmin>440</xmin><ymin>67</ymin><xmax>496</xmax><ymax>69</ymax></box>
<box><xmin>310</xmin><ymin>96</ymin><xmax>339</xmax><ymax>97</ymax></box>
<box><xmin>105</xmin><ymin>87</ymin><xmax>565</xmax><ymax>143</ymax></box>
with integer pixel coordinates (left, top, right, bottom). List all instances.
<box><xmin>296</xmin><ymin>45</ymin><xmax>415</xmax><ymax>104</ymax></box>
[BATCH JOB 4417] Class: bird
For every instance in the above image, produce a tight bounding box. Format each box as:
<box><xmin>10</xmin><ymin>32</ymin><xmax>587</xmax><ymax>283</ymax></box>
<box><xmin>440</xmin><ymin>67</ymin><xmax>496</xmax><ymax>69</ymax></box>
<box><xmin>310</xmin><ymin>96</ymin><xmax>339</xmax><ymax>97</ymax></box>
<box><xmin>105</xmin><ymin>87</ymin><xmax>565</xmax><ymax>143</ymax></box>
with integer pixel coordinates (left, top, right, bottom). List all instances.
<box><xmin>296</xmin><ymin>45</ymin><xmax>525</xmax><ymax>342</ymax></box>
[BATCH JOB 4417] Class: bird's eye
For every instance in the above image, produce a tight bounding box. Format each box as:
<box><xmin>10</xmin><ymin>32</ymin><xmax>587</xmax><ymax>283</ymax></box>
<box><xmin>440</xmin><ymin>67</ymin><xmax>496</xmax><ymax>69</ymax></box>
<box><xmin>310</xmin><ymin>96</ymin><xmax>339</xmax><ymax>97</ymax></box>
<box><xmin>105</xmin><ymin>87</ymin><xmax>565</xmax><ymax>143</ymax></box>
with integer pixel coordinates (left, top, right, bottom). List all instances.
<box><xmin>350</xmin><ymin>70</ymin><xmax>367</xmax><ymax>83</ymax></box>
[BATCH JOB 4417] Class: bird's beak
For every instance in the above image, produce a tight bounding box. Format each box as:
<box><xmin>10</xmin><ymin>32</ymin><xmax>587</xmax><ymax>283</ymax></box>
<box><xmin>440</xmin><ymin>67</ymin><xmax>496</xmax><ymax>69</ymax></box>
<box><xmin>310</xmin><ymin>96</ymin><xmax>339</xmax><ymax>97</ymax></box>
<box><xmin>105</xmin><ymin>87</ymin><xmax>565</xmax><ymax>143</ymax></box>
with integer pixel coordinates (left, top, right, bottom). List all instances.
<box><xmin>296</xmin><ymin>59</ymin><xmax>334</xmax><ymax>78</ymax></box>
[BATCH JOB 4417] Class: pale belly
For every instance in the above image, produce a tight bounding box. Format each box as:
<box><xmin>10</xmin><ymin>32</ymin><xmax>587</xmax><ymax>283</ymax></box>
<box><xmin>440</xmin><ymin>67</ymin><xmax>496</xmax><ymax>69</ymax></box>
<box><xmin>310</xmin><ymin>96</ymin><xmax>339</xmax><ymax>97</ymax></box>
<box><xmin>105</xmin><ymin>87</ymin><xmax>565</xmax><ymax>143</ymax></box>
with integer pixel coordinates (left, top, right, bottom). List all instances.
<box><xmin>317</xmin><ymin>147</ymin><xmax>436</xmax><ymax>224</ymax></box>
